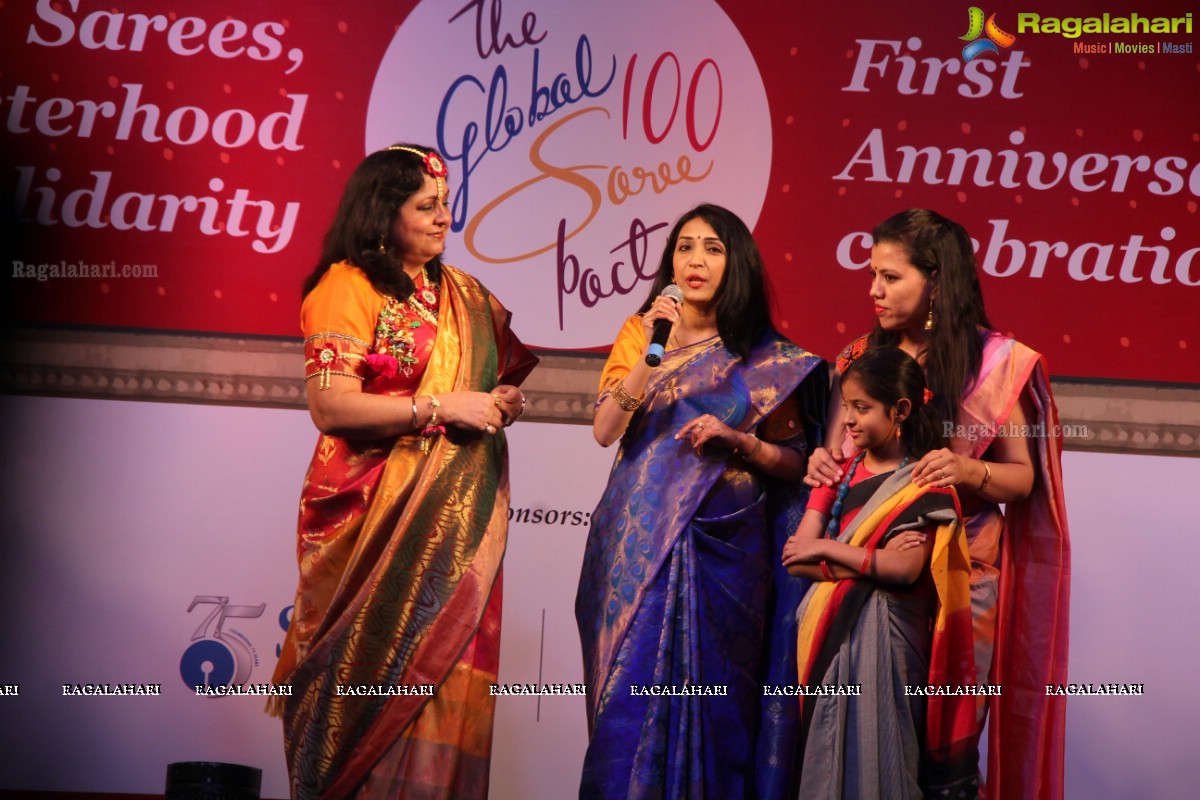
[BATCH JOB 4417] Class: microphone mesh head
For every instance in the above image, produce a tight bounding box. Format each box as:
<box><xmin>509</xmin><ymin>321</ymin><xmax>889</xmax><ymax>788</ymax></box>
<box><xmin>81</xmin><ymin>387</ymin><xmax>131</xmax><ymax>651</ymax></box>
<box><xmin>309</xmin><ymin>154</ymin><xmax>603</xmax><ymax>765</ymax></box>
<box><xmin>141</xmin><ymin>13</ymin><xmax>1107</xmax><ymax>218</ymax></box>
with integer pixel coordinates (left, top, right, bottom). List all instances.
<box><xmin>661</xmin><ymin>284</ymin><xmax>685</xmax><ymax>303</ymax></box>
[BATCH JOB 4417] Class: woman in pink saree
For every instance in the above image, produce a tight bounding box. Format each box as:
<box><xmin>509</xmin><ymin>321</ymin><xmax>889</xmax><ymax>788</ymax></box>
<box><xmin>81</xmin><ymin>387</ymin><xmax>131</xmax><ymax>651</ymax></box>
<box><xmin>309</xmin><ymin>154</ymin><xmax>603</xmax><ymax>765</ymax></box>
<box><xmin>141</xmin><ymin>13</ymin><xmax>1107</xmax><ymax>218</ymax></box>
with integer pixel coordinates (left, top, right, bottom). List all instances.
<box><xmin>806</xmin><ymin>208</ymin><xmax>1070</xmax><ymax>800</ymax></box>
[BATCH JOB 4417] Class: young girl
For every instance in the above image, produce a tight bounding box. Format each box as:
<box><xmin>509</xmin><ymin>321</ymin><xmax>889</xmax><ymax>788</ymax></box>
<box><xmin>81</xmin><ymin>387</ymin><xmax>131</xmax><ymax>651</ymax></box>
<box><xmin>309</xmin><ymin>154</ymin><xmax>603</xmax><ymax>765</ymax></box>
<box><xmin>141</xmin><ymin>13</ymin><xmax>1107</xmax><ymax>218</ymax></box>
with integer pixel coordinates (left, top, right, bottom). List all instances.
<box><xmin>782</xmin><ymin>347</ymin><xmax>978</xmax><ymax>799</ymax></box>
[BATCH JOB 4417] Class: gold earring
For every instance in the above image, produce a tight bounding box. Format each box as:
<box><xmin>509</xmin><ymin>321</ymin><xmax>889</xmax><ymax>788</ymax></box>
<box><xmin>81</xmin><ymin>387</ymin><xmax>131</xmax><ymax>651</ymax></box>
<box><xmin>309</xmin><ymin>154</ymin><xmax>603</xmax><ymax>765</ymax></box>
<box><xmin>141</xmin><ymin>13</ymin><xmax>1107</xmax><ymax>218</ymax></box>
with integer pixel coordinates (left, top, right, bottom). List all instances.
<box><xmin>924</xmin><ymin>301</ymin><xmax>936</xmax><ymax>331</ymax></box>
<box><xmin>378</xmin><ymin>236</ymin><xmax>388</xmax><ymax>254</ymax></box>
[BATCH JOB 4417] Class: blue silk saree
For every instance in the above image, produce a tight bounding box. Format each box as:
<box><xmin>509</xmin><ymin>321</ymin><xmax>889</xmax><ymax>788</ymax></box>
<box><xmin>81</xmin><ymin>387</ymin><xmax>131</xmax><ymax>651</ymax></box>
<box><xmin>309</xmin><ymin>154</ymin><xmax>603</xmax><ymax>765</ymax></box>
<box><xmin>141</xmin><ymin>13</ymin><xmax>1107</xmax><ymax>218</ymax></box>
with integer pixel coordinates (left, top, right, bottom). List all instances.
<box><xmin>576</xmin><ymin>327</ymin><xmax>825</xmax><ymax>799</ymax></box>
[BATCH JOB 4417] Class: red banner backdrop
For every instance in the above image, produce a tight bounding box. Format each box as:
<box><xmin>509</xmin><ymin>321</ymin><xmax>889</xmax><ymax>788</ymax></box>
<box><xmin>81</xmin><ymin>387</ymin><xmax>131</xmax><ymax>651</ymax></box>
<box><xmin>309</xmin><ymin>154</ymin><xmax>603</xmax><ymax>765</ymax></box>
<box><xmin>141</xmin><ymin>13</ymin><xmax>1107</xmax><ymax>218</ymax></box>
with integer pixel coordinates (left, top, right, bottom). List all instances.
<box><xmin>753</xmin><ymin>0</ymin><xmax>1199</xmax><ymax>385</ymax></box>
<box><xmin>2</xmin><ymin>0</ymin><xmax>1197</xmax><ymax>383</ymax></box>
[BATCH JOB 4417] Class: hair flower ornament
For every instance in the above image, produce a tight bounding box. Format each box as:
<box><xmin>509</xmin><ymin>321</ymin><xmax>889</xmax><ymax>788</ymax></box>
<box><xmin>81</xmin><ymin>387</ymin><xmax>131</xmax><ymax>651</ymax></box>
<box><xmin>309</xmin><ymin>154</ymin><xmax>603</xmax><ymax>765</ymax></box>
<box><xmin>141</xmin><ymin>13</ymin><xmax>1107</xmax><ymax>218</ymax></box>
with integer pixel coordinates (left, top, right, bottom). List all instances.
<box><xmin>422</xmin><ymin>151</ymin><xmax>447</xmax><ymax>179</ymax></box>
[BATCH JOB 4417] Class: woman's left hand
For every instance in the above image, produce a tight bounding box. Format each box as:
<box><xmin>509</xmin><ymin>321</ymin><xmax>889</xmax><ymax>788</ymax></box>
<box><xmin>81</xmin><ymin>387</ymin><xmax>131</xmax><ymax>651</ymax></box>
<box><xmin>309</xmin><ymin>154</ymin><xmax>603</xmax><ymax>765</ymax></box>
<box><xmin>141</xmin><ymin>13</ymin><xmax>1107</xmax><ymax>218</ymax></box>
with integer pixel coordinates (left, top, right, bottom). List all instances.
<box><xmin>492</xmin><ymin>384</ymin><xmax>525</xmax><ymax>426</ymax></box>
<box><xmin>675</xmin><ymin>413</ymin><xmax>739</xmax><ymax>454</ymax></box>
<box><xmin>912</xmin><ymin>448</ymin><xmax>974</xmax><ymax>488</ymax></box>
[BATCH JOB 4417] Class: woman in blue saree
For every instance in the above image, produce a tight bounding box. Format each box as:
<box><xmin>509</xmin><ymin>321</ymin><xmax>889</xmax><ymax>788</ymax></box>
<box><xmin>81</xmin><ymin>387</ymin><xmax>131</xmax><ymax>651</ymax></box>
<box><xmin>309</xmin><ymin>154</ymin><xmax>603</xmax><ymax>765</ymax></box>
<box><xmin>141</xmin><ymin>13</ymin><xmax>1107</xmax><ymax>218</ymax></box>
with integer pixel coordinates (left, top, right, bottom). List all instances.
<box><xmin>575</xmin><ymin>204</ymin><xmax>827</xmax><ymax>799</ymax></box>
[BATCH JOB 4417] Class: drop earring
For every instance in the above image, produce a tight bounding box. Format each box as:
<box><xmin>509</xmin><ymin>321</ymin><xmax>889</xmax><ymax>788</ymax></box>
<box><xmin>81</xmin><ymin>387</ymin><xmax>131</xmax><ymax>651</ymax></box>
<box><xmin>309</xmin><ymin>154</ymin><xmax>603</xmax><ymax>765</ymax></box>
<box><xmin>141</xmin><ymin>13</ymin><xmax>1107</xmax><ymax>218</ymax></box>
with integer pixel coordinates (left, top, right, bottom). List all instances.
<box><xmin>924</xmin><ymin>300</ymin><xmax>936</xmax><ymax>331</ymax></box>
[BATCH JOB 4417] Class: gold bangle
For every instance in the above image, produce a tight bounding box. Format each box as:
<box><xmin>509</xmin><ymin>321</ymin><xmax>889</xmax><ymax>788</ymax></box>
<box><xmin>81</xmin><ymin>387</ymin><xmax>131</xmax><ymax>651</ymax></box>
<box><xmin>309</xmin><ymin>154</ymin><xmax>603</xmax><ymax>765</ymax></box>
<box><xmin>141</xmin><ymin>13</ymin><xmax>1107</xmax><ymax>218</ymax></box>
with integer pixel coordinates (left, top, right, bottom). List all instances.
<box><xmin>612</xmin><ymin>382</ymin><xmax>642</xmax><ymax>412</ymax></box>
<box><xmin>737</xmin><ymin>434</ymin><xmax>762</xmax><ymax>460</ymax></box>
<box><xmin>428</xmin><ymin>395</ymin><xmax>440</xmax><ymax>427</ymax></box>
<box><xmin>978</xmin><ymin>460</ymin><xmax>993</xmax><ymax>494</ymax></box>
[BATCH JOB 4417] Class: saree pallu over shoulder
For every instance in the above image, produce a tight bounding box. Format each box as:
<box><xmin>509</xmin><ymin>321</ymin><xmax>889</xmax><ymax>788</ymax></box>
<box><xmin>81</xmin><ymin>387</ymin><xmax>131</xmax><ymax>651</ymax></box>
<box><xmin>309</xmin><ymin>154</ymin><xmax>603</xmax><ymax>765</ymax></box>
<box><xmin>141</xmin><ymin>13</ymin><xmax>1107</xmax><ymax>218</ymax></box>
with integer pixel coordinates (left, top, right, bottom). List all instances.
<box><xmin>795</xmin><ymin>468</ymin><xmax>977</xmax><ymax>798</ymax></box>
<box><xmin>578</xmin><ymin>333</ymin><xmax>823</xmax><ymax>718</ymax></box>
<box><xmin>576</xmin><ymin>331</ymin><xmax>824</xmax><ymax>799</ymax></box>
<box><xmin>965</xmin><ymin>333</ymin><xmax>1070</xmax><ymax>800</ymax></box>
<box><xmin>275</xmin><ymin>265</ymin><xmax>536</xmax><ymax>800</ymax></box>
<box><xmin>834</xmin><ymin>331</ymin><xmax>1069</xmax><ymax>800</ymax></box>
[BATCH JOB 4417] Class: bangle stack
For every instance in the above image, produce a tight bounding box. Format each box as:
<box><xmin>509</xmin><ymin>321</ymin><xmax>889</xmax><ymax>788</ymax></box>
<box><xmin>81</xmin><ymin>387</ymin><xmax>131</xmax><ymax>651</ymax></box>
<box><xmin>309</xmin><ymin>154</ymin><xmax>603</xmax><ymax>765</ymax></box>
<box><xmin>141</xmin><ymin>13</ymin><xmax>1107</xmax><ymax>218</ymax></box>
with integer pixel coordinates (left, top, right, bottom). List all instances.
<box><xmin>860</xmin><ymin>548</ymin><xmax>874</xmax><ymax>576</ymax></box>
<box><xmin>612</xmin><ymin>383</ymin><xmax>642</xmax><ymax>411</ymax></box>
<box><xmin>820</xmin><ymin>559</ymin><xmax>834</xmax><ymax>581</ymax></box>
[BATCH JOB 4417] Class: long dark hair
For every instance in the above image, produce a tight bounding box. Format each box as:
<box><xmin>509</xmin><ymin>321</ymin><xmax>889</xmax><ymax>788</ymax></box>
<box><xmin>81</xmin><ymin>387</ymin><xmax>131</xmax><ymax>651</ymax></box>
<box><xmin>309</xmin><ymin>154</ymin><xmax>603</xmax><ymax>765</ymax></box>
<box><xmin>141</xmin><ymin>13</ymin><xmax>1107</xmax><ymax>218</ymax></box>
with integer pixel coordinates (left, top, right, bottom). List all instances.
<box><xmin>843</xmin><ymin>347</ymin><xmax>948</xmax><ymax>459</ymax></box>
<box><xmin>637</xmin><ymin>203</ymin><xmax>772</xmax><ymax>360</ymax></box>
<box><xmin>301</xmin><ymin>144</ymin><xmax>444</xmax><ymax>300</ymax></box>
<box><xmin>868</xmin><ymin>208</ymin><xmax>991</xmax><ymax>430</ymax></box>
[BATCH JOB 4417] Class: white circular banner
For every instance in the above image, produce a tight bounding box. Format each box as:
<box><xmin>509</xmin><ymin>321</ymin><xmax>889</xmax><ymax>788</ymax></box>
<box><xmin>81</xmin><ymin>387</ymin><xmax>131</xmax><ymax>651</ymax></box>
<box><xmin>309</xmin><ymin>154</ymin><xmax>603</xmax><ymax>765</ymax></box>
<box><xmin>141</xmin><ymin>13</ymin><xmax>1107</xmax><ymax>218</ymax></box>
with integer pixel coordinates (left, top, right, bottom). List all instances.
<box><xmin>367</xmin><ymin>0</ymin><xmax>771</xmax><ymax>349</ymax></box>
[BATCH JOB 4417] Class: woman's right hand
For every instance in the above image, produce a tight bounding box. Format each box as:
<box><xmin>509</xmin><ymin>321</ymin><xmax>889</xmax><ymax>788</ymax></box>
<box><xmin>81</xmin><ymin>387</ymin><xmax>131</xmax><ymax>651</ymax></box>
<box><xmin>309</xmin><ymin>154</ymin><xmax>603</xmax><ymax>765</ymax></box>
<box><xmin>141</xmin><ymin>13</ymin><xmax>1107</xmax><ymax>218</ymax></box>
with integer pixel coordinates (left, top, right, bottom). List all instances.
<box><xmin>640</xmin><ymin>294</ymin><xmax>682</xmax><ymax>347</ymax></box>
<box><xmin>803</xmin><ymin>446</ymin><xmax>846</xmax><ymax>489</ymax></box>
<box><xmin>436</xmin><ymin>391</ymin><xmax>505</xmax><ymax>434</ymax></box>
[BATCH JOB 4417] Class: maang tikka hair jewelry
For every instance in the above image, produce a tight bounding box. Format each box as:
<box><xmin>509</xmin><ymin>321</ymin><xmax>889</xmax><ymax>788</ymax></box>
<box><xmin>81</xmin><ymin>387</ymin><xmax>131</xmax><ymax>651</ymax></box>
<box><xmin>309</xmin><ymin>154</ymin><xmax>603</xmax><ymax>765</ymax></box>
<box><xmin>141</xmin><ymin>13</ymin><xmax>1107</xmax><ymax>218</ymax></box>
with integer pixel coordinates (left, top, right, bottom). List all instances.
<box><xmin>385</xmin><ymin>145</ymin><xmax>449</xmax><ymax>202</ymax></box>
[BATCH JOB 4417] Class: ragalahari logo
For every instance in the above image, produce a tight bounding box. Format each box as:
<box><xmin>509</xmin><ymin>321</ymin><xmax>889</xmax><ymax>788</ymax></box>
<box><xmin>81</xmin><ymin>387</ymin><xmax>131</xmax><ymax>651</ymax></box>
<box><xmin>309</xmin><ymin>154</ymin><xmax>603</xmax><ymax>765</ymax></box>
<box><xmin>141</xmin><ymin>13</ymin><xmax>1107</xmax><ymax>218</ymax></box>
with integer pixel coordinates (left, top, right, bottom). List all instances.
<box><xmin>960</xmin><ymin>7</ymin><xmax>1016</xmax><ymax>61</ymax></box>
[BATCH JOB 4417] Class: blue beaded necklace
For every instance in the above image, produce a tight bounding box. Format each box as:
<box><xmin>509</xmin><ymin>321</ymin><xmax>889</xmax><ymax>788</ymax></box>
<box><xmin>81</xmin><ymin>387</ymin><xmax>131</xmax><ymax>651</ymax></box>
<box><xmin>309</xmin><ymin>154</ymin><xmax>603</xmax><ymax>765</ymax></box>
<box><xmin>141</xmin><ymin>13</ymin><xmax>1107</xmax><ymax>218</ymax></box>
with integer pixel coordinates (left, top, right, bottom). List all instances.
<box><xmin>823</xmin><ymin>450</ymin><xmax>909</xmax><ymax>539</ymax></box>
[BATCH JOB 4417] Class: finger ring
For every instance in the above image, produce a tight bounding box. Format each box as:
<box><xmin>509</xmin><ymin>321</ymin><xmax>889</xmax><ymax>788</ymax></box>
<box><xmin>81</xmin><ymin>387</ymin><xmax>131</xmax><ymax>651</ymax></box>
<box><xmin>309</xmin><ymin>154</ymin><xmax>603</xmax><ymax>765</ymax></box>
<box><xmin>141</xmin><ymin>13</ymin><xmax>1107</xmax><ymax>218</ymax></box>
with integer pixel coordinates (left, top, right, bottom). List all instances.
<box><xmin>484</xmin><ymin>424</ymin><xmax>496</xmax><ymax>434</ymax></box>
<box><xmin>493</xmin><ymin>395</ymin><xmax>502</xmax><ymax>407</ymax></box>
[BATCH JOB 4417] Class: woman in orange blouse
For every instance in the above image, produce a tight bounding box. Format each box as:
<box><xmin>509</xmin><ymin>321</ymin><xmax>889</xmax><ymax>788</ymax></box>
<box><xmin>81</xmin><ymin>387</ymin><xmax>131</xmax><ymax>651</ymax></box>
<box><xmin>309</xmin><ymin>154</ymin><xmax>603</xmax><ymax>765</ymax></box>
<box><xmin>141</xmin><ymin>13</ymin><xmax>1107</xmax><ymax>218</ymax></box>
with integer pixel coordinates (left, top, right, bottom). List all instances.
<box><xmin>271</xmin><ymin>144</ymin><xmax>537</xmax><ymax>800</ymax></box>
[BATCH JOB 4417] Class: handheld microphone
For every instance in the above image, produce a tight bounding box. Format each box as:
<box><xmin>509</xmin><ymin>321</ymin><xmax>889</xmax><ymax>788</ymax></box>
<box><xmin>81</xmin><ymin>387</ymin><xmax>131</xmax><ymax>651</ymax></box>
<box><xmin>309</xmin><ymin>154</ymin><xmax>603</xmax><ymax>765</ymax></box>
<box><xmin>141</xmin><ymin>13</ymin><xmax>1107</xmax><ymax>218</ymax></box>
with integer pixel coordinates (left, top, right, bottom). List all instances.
<box><xmin>645</xmin><ymin>284</ymin><xmax>685</xmax><ymax>366</ymax></box>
